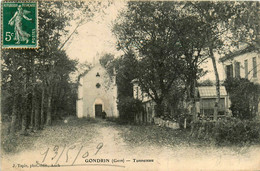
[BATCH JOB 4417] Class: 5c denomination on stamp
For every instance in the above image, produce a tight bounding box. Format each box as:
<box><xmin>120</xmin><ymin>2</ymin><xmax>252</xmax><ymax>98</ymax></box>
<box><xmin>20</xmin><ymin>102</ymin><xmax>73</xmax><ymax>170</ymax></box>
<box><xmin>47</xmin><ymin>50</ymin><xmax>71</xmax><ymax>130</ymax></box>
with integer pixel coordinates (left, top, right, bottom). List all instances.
<box><xmin>2</xmin><ymin>2</ymin><xmax>38</xmax><ymax>49</ymax></box>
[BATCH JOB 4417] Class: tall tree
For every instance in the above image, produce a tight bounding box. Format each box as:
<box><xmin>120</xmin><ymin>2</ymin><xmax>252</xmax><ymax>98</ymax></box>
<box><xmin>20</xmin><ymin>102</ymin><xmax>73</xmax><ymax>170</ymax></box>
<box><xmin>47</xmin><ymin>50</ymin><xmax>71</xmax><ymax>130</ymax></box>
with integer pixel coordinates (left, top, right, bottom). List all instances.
<box><xmin>185</xmin><ymin>1</ymin><xmax>239</xmax><ymax>120</ymax></box>
<box><xmin>113</xmin><ymin>2</ymin><xmax>208</xmax><ymax>117</ymax></box>
<box><xmin>1</xmin><ymin>1</ymin><xmax>110</xmax><ymax>134</ymax></box>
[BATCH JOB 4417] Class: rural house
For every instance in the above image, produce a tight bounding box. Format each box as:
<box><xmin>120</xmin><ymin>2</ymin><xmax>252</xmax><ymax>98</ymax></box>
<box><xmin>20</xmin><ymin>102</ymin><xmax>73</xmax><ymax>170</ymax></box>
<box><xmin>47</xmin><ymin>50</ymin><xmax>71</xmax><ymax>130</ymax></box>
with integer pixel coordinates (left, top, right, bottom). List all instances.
<box><xmin>132</xmin><ymin>79</ymin><xmax>231</xmax><ymax>122</ymax></box>
<box><xmin>196</xmin><ymin>86</ymin><xmax>230</xmax><ymax>118</ymax></box>
<box><xmin>132</xmin><ymin>79</ymin><xmax>156</xmax><ymax>123</ymax></box>
<box><xmin>76</xmin><ymin>58</ymin><xmax>119</xmax><ymax>118</ymax></box>
<box><xmin>219</xmin><ymin>45</ymin><xmax>260</xmax><ymax>116</ymax></box>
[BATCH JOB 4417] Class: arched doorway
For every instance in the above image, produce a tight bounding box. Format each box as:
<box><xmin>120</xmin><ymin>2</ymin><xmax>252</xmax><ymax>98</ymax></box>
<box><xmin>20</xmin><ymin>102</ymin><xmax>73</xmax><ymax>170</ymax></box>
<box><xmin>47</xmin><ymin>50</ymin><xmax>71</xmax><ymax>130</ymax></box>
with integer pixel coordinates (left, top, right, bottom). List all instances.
<box><xmin>93</xmin><ymin>98</ymin><xmax>104</xmax><ymax>118</ymax></box>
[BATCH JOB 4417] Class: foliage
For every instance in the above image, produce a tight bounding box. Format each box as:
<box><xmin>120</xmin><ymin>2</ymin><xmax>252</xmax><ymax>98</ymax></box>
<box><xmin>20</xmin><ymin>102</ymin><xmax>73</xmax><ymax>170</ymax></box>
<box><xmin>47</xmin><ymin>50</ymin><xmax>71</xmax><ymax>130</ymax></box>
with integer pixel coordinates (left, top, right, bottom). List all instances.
<box><xmin>1</xmin><ymin>1</ymin><xmax>109</xmax><ymax>135</ymax></box>
<box><xmin>117</xmin><ymin>97</ymin><xmax>143</xmax><ymax>123</ymax></box>
<box><xmin>99</xmin><ymin>53</ymin><xmax>114</xmax><ymax>68</ymax></box>
<box><xmin>104</xmin><ymin>51</ymin><xmax>139</xmax><ymax>119</ymax></box>
<box><xmin>113</xmin><ymin>2</ymin><xmax>209</xmax><ymax>117</ymax></box>
<box><xmin>197</xmin><ymin>79</ymin><xmax>214</xmax><ymax>86</ymax></box>
<box><xmin>224</xmin><ymin>78</ymin><xmax>260</xmax><ymax>119</ymax></box>
<box><xmin>214</xmin><ymin>117</ymin><xmax>260</xmax><ymax>145</ymax></box>
<box><xmin>228</xmin><ymin>2</ymin><xmax>259</xmax><ymax>51</ymax></box>
<box><xmin>190</xmin><ymin>117</ymin><xmax>260</xmax><ymax>145</ymax></box>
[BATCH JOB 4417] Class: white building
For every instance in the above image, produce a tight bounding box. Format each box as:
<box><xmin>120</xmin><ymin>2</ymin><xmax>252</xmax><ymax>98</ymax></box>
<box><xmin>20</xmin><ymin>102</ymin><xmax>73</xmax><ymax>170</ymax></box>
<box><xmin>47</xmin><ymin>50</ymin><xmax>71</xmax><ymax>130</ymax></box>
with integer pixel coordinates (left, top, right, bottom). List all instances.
<box><xmin>76</xmin><ymin>61</ymin><xmax>119</xmax><ymax>118</ymax></box>
<box><xmin>219</xmin><ymin>46</ymin><xmax>259</xmax><ymax>84</ymax></box>
<box><xmin>219</xmin><ymin>46</ymin><xmax>260</xmax><ymax>116</ymax></box>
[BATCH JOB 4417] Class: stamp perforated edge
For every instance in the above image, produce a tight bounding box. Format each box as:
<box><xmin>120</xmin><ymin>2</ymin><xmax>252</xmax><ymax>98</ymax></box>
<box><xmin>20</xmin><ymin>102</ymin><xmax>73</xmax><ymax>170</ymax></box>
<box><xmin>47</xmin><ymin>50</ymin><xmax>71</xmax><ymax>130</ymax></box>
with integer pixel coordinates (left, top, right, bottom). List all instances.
<box><xmin>1</xmin><ymin>1</ymin><xmax>39</xmax><ymax>49</ymax></box>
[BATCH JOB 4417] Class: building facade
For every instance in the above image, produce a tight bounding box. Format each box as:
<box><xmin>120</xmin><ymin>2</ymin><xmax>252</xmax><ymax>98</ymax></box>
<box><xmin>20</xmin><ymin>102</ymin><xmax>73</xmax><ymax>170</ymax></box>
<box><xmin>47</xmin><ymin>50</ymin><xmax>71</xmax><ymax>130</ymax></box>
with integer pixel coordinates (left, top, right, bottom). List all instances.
<box><xmin>132</xmin><ymin>79</ymin><xmax>156</xmax><ymax>123</ymax></box>
<box><xmin>196</xmin><ymin>86</ymin><xmax>230</xmax><ymax>117</ymax></box>
<box><xmin>219</xmin><ymin>46</ymin><xmax>260</xmax><ymax>116</ymax></box>
<box><xmin>219</xmin><ymin>46</ymin><xmax>259</xmax><ymax>84</ymax></box>
<box><xmin>77</xmin><ymin>63</ymin><xmax>119</xmax><ymax>118</ymax></box>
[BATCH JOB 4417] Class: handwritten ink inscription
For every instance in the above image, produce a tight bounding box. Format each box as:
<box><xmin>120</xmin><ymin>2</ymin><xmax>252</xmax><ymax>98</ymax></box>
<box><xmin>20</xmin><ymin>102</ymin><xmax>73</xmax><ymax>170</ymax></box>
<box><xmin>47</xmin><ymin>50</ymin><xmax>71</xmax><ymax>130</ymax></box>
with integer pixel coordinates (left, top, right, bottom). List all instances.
<box><xmin>40</xmin><ymin>142</ymin><xmax>103</xmax><ymax>166</ymax></box>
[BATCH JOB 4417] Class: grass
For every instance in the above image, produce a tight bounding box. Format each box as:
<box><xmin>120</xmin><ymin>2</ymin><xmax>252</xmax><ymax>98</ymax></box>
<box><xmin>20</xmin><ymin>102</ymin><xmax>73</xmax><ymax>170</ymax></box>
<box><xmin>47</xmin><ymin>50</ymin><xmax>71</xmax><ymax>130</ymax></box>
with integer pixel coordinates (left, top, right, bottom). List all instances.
<box><xmin>1</xmin><ymin>116</ymin><xmax>98</xmax><ymax>154</ymax></box>
<box><xmin>2</xmin><ymin>116</ymin><xmax>260</xmax><ymax>157</ymax></box>
<box><xmin>116</xmin><ymin>123</ymin><xmax>260</xmax><ymax>156</ymax></box>
<box><xmin>117</xmin><ymin>124</ymin><xmax>211</xmax><ymax>148</ymax></box>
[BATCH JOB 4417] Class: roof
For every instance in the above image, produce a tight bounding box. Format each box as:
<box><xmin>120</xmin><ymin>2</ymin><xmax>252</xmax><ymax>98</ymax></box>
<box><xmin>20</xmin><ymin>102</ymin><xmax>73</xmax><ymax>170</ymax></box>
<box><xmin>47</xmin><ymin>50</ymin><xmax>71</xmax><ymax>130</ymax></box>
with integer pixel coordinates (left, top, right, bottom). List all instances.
<box><xmin>219</xmin><ymin>46</ymin><xmax>256</xmax><ymax>63</ymax></box>
<box><xmin>197</xmin><ymin>86</ymin><xmax>227</xmax><ymax>98</ymax></box>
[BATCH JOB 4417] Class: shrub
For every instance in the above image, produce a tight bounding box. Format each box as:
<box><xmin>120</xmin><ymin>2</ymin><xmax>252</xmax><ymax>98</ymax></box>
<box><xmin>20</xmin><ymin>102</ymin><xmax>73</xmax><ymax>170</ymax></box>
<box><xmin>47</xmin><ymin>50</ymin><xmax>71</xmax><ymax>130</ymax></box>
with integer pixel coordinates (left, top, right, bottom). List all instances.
<box><xmin>117</xmin><ymin>96</ymin><xmax>143</xmax><ymax>123</ymax></box>
<box><xmin>190</xmin><ymin>117</ymin><xmax>260</xmax><ymax>145</ymax></box>
<box><xmin>214</xmin><ymin>117</ymin><xmax>260</xmax><ymax>145</ymax></box>
<box><xmin>224</xmin><ymin>78</ymin><xmax>260</xmax><ymax>119</ymax></box>
<box><xmin>1</xmin><ymin>136</ymin><xmax>18</xmax><ymax>153</ymax></box>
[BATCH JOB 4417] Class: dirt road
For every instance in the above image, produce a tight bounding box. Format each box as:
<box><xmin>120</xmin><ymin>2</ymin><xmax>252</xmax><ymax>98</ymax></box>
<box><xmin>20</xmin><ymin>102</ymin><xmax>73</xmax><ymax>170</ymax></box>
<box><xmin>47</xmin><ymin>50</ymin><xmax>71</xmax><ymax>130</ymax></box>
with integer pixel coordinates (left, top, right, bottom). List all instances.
<box><xmin>2</xmin><ymin>118</ymin><xmax>260</xmax><ymax>170</ymax></box>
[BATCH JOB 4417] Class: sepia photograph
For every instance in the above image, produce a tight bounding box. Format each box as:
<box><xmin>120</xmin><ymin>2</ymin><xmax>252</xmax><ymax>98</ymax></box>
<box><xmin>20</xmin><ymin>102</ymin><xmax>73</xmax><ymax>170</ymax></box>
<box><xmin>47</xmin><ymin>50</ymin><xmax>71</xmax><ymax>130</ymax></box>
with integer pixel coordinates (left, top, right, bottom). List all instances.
<box><xmin>1</xmin><ymin>0</ymin><xmax>260</xmax><ymax>170</ymax></box>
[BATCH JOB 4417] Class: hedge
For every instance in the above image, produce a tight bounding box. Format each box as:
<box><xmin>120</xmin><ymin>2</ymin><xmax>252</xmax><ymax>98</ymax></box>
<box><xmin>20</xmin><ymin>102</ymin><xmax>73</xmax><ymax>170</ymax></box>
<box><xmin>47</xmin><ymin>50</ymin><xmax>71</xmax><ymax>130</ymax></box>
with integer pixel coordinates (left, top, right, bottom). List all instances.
<box><xmin>190</xmin><ymin>117</ymin><xmax>260</xmax><ymax>145</ymax></box>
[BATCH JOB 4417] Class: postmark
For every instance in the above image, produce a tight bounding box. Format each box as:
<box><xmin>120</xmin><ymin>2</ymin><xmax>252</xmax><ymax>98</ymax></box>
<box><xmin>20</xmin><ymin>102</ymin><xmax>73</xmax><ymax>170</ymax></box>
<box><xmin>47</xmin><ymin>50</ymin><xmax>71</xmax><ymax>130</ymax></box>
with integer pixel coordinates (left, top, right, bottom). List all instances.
<box><xmin>2</xmin><ymin>2</ymin><xmax>38</xmax><ymax>49</ymax></box>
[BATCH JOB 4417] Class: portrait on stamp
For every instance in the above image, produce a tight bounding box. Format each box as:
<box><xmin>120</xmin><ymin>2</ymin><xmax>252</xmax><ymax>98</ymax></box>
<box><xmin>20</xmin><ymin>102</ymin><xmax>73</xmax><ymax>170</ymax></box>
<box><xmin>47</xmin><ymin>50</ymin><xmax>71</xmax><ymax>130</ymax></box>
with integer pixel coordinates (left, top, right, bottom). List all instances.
<box><xmin>2</xmin><ymin>2</ymin><xmax>37</xmax><ymax>48</ymax></box>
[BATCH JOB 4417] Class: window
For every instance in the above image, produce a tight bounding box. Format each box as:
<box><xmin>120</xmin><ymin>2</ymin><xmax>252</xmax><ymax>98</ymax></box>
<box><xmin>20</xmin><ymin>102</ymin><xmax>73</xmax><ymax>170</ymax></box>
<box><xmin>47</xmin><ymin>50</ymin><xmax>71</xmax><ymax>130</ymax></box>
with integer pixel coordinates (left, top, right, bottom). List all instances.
<box><xmin>96</xmin><ymin>83</ymin><xmax>101</xmax><ymax>88</ymax></box>
<box><xmin>226</xmin><ymin>64</ymin><xmax>233</xmax><ymax>79</ymax></box>
<box><xmin>235</xmin><ymin>62</ymin><xmax>240</xmax><ymax>78</ymax></box>
<box><xmin>96</xmin><ymin>72</ymin><xmax>100</xmax><ymax>77</ymax></box>
<box><xmin>244</xmin><ymin>59</ymin><xmax>248</xmax><ymax>79</ymax></box>
<box><xmin>253</xmin><ymin>57</ymin><xmax>257</xmax><ymax>78</ymax></box>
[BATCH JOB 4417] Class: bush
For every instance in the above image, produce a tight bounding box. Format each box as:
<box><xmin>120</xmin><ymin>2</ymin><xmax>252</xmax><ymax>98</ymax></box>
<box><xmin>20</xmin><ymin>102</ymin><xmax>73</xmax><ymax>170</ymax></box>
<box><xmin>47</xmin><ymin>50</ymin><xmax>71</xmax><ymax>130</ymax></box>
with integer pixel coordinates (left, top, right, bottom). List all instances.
<box><xmin>190</xmin><ymin>117</ymin><xmax>260</xmax><ymax>145</ymax></box>
<box><xmin>1</xmin><ymin>136</ymin><xmax>18</xmax><ymax>153</ymax></box>
<box><xmin>214</xmin><ymin>117</ymin><xmax>260</xmax><ymax>145</ymax></box>
<box><xmin>117</xmin><ymin>96</ymin><xmax>143</xmax><ymax>123</ymax></box>
<box><xmin>224</xmin><ymin>78</ymin><xmax>260</xmax><ymax>119</ymax></box>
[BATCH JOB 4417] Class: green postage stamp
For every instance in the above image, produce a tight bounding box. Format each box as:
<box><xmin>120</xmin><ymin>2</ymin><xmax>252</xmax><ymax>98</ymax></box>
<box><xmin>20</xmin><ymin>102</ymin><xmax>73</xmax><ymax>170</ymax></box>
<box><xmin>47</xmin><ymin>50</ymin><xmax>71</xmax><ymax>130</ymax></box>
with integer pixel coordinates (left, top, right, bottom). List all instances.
<box><xmin>2</xmin><ymin>2</ymin><xmax>38</xmax><ymax>49</ymax></box>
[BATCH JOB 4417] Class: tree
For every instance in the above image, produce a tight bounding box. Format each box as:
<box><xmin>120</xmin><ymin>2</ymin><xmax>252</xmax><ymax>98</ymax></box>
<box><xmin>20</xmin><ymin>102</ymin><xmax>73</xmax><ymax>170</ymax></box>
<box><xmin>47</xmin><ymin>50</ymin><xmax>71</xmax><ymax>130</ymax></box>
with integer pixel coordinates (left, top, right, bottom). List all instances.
<box><xmin>1</xmin><ymin>1</ymin><xmax>110</xmax><ymax>135</ymax></box>
<box><xmin>113</xmin><ymin>2</ymin><xmax>208</xmax><ymax>117</ymax></box>
<box><xmin>99</xmin><ymin>53</ymin><xmax>114</xmax><ymax>68</ymax></box>
<box><xmin>229</xmin><ymin>2</ymin><xmax>259</xmax><ymax>51</ymax></box>
<box><xmin>99</xmin><ymin>51</ymin><xmax>139</xmax><ymax>121</ymax></box>
<box><xmin>185</xmin><ymin>1</ymin><xmax>259</xmax><ymax>120</ymax></box>
<box><xmin>198</xmin><ymin>79</ymin><xmax>214</xmax><ymax>87</ymax></box>
<box><xmin>224</xmin><ymin>78</ymin><xmax>260</xmax><ymax>119</ymax></box>
<box><xmin>184</xmin><ymin>1</ymin><xmax>241</xmax><ymax>120</ymax></box>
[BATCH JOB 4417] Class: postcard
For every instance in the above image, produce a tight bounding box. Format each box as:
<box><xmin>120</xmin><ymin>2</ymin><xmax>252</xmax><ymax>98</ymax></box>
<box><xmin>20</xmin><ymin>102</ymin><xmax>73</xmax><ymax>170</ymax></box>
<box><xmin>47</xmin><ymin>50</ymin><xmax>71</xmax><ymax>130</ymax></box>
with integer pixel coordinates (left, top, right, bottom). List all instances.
<box><xmin>1</xmin><ymin>0</ymin><xmax>260</xmax><ymax>170</ymax></box>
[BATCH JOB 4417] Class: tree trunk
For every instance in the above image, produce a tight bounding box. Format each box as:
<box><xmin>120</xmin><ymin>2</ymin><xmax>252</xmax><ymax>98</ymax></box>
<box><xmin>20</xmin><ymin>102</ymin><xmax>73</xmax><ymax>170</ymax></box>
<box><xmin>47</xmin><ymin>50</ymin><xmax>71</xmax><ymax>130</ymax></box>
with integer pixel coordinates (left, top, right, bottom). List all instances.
<box><xmin>30</xmin><ymin>89</ymin><xmax>35</xmax><ymax>130</ymax></box>
<box><xmin>209</xmin><ymin>47</ymin><xmax>220</xmax><ymax>121</ymax></box>
<box><xmin>30</xmin><ymin>58</ymin><xmax>35</xmax><ymax>130</ymax></box>
<box><xmin>21</xmin><ymin>71</ymin><xmax>30</xmax><ymax>135</ymax></box>
<box><xmin>155</xmin><ymin>99</ymin><xmax>164</xmax><ymax>117</ymax></box>
<box><xmin>192</xmin><ymin>79</ymin><xmax>197</xmax><ymax>121</ymax></box>
<box><xmin>21</xmin><ymin>106</ymin><xmax>28</xmax><ymax>135</ymax></box>
<box><xmin>34</xmin><ymin>100</ymin><xmax>40</xmax><ymax>130</ymax></box>
<box><xmin>10</xmin><ymin>94</ymin><xmax>19</xmax><ymax>135</ymax></box>
<box><xmin>46</xmin><ymin>86</ymin><xmax>52</xmax><ymax>126</ymax></box>
<box><xmin>40</xmin><ymin>86</ymin><xmax>45</xmax><ymax>129</ymax></box>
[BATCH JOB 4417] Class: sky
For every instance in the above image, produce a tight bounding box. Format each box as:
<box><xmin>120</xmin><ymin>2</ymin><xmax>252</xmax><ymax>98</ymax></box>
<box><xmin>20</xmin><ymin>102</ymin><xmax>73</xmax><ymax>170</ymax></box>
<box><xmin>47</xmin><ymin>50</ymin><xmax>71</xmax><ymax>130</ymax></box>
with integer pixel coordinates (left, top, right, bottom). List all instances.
<box><xmin>64</xmin><ymin>1</ymin><xmax>125</xmax><ymax>64</ymax></box>
<box><xmin>64</xmin><ymin>1</ymin><xmax>225</xmax><ymax>81</ymax></box>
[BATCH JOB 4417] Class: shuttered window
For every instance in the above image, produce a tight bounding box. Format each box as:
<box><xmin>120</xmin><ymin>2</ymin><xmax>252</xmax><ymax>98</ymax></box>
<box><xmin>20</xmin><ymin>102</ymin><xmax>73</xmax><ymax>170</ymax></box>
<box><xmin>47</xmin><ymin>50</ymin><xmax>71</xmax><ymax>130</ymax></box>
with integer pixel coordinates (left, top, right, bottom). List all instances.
<box><xmin>235</xmin><ymin>62</ymin><xmax>240</xmax><ymax>78</ymax></box>
<box><xmin>253</xmin><ymin>57</ymin><xmax>257</xmax><ymax>78</ymax></box>
<box><xmin>226</xmin><ymin>64</ymin><xmax>233</xmax><ymax>79</ymax></box>
<box><xmin>244</xmin><ymin>59</ymin><xmax>248</xmax><ymax>79</ymax></box>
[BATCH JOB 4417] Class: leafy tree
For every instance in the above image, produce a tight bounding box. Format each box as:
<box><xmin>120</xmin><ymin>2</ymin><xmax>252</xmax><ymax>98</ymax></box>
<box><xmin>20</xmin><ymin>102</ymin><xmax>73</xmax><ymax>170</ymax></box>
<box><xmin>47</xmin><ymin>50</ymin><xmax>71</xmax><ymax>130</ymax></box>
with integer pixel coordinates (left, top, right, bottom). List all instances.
<box><xmin>224</xmin><ymin>78</ymin><xmax>260</xmax><ymax>119</ymax></box>
<box><xmin>185</xmin><ymin>1</ymin><xmax>259</xmax><ymax>121</ymax></box>
<box><xmin>99</xmin><ymin>53</ymin><xmax>114</xmax><ymax>68</ymax></box>
<box><xmin>1</xmin><ymin>1</ymin><xmax>109</xmax><ymax>136</ymax></box>
<box><xmin>106</xmin><ymin>51</ymin><xmax>140</xmax><ymax>121</ymax></box>
<box><xmin>198</xmin><ymin>79</ymin><xmax>214</xmax><ymax>87</ymax></box>
<box><xmin>229</xmin><ymin>2</ymin><xmax>259</xmax><ymax>51</ymax></box>
<box><xmin>113</xmin><ymin>2</ymin><xmax>209</xmax><ymax>117</ymax></box>
<box><xmin>184</xmin><ymin>1</ymin><xmax>247</xmax><ymax>120</ymax></box>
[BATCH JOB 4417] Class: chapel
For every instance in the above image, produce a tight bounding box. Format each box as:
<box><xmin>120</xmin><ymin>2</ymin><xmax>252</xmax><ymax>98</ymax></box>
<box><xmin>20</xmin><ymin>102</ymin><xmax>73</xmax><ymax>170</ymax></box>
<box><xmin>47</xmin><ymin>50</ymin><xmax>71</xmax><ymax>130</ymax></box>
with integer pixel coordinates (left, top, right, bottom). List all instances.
<box><xmin>76</xmin><ymin>57</ymin><xmax>119</xmax><ymax>118</ymax></box>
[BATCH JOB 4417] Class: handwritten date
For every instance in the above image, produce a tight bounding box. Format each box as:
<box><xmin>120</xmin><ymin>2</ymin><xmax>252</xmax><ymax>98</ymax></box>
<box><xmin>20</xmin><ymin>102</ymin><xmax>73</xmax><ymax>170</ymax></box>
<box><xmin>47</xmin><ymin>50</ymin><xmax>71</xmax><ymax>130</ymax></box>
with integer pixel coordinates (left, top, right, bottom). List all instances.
<box><xmin>41</xmin><ymin>142</ymin><xmax>103</xmax><ymax>165</ymax></box>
